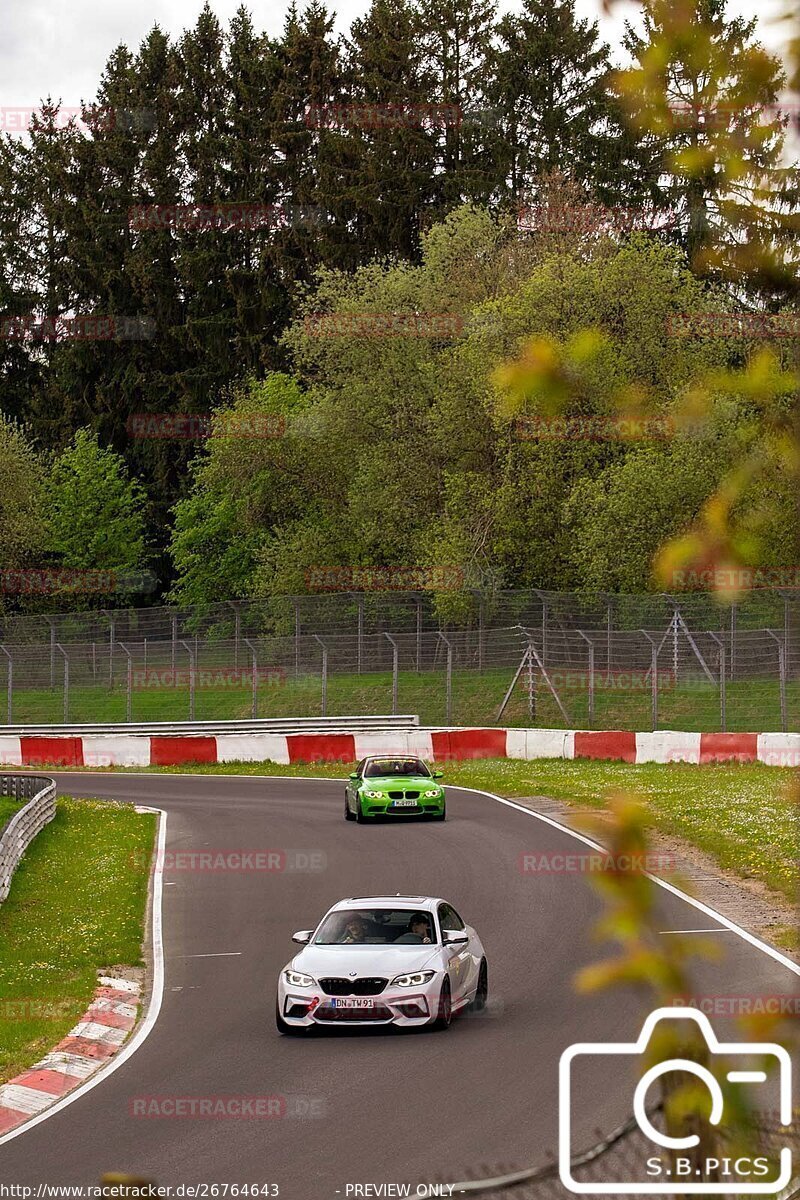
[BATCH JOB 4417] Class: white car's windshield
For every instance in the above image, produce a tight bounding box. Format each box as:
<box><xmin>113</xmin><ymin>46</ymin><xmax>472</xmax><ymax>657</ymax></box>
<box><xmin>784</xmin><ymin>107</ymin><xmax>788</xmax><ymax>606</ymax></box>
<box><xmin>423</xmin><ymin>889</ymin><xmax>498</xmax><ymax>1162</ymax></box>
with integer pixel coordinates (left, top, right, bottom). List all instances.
<box><xmin>314</xmin><ymin>908</ymin><xmax>437</xmax><ymax>945</ymax></box>
<box><xmin>363</xmin><ymin>758</ymin><xmax>431</xmax><ymax>778</ymax></box>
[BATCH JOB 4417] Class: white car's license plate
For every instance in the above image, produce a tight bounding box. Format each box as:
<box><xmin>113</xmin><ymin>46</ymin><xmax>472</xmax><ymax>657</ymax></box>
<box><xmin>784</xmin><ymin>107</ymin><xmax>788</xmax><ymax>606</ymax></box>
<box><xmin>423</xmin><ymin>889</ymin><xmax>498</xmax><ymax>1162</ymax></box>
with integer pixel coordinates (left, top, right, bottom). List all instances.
<box><xmin>332</xmin><ymin>997</ymin><xmax>374</xmax><ymax>1008</ymax></box>
<box><xmin>393</xmin><ymin>799</ymin><xmax>417</xmax><ymax>807</ymax></box>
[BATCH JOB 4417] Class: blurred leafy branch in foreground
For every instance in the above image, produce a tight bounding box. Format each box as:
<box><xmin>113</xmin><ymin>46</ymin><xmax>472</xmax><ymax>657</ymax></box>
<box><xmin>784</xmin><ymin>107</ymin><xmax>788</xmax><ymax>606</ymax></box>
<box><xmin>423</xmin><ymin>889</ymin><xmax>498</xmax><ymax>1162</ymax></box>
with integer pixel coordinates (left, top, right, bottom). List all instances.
<box><xmin>495</xmin><ymin>0</ymin><xmax>799</xmax><ymax>1180</ymax></box>
<box><xmin>574</xmin><ymin>795</ymin><xmax>795</xmax><ymax>1181</ymax></box>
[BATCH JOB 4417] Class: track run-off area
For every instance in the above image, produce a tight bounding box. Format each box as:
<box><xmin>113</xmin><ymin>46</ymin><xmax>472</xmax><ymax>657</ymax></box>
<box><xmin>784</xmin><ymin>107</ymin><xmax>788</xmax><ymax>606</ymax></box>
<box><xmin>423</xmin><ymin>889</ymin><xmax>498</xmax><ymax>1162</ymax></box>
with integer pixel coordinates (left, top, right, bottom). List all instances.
<box><xmin>0</xmin><ymin>772</ymin><xmax>797</xmax><ymax>1197</ymax></box>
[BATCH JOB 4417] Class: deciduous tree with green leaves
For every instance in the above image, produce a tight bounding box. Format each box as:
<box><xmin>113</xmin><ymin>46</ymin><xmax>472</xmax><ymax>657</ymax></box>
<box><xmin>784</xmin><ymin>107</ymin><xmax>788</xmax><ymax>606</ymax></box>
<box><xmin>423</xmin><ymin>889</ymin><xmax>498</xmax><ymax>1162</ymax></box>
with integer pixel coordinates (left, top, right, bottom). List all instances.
<box><xmin>45</xmin><ymin>429</ymin><xmax>149</xmax><ymax>605</ymax></box>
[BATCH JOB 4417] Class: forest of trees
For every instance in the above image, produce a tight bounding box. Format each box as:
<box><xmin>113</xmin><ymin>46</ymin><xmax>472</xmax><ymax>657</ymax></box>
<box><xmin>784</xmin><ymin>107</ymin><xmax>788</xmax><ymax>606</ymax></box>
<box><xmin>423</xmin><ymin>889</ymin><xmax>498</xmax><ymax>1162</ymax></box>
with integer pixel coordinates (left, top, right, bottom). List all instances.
<box><xmin>0</xmin><ymin>0</ymin><xmax>796</xmax><ymax>612</ymax></box>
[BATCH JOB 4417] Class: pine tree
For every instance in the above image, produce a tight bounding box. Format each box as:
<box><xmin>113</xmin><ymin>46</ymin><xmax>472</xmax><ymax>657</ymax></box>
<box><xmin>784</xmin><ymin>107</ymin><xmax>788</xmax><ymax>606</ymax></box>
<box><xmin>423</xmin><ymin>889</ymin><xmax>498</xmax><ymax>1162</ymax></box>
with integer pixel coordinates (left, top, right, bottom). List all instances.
<box><xmin>418</xmin><ymin>0</ymin><xmax>500</xmax><ymax>208</ymax></box>
<box><xmin>9</xmin><ymin>102</ymin><xmax>82</xmax><ymax>443</ymax></box>
<box><xmin>343</xmin><ymin>0</ymin><xmax>438</xmax><ymax>261</ymax></box>
<box><xmin>620</xmin><ymin>0</ymin><xmax>795</xmax><ymax>287</ymax></box>
<box><xmin>223</xmin><ymin>8</ymin><xmax>289</xmax><ymax>370</ymax></box>
<box><xmin>269</xmin><ymin>2</ymin><xmax>354</xmax><ymax>284</ymax></box>
<box><xmin>171</xmin><ymin>4</ymin><xmax>244</xmax><ymax>407</ymax></box>
<box><xmin>490</xmin><ymin>0</ymin><xmax>632</xmax><ymax>208</ymax></box>
<box><xmin>0</xmin><ymin>136</ymin><xmax>43</xmax><ymax>422</ymax></box>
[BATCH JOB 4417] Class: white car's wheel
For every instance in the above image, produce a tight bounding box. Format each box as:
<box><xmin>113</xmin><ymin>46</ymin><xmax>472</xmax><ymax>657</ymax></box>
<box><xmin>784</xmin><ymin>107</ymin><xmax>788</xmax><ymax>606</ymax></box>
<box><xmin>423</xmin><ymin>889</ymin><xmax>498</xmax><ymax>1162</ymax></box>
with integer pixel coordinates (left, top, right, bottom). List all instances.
<box><xmin>470</xmin><ymin>959</ymin><xmax>488</xmax><ymax>1012</ymax></box>
<box><xmin>431</xmin><ymin>979</ymin><xmax>452</xmax><ymax>1030</ymax></box>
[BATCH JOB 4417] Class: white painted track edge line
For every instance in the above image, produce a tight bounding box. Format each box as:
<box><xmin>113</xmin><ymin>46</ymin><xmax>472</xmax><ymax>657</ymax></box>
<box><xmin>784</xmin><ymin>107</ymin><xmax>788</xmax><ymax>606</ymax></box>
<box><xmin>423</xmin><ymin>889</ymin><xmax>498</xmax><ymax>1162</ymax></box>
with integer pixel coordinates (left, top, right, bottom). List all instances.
<box><xmin>40</xmin><ymin>771</ymin><xmax>800</xmax><ymax>977</ymax></box>
<box><xmin>446</xmin><ymin>785</ymin><xmax>800</xmax><ymax>978</ymax></box>
<box><xmin>1</xmin><ymin>767</ymin><xmax>795</xmax><ymax>1147</ymax></box>
<box><xmin>0</xmin><ymin>806</ymin><xmax>167</xmax><ymax>1146</ymax></box>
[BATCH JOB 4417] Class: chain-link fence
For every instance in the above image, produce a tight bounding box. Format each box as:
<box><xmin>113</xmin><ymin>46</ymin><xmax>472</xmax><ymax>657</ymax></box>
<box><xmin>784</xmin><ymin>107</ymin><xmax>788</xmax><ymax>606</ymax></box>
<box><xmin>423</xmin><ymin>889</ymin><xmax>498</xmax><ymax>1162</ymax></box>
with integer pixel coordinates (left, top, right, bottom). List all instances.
<box><xmin>0</xmin><ymin>589</ymin><xmax>797</xmax><ymax>730</ymax></box>
<box><xmin>417</xmin><ymin>1109</ymin><xmax>800</xmax><ymax>1199</ymax></box>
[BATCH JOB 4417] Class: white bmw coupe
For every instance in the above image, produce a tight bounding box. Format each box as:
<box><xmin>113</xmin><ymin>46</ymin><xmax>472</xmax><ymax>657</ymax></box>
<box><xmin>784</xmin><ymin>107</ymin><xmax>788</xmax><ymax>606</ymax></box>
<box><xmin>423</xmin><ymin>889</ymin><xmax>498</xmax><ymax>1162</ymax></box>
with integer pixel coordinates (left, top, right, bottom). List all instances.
<box><xmin>276</xmin><ymin>895</ymin><xmax>488</xmax><ymax>1033</ymax></box>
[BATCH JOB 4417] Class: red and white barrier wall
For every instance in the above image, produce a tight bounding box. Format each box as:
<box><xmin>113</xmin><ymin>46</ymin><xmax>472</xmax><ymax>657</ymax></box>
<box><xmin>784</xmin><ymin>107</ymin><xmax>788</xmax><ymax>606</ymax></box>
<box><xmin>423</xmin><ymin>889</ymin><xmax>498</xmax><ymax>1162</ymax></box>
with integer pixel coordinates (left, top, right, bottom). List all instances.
<box><xmin>0</xmin><ymin>728</ymin><xmax>797</xmax><ymax>768</ymax></box>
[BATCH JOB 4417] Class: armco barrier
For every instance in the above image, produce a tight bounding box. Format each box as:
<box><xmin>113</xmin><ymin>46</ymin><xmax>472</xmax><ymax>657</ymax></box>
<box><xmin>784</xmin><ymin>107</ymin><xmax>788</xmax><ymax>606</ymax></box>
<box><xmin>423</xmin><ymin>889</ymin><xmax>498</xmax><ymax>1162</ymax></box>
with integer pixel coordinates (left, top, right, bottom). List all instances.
<box><xmin>0</xmin><ymin>775</ymin><xmax>56</xmax><ymax>902</ymax></box>
<box><xmin>0</xmin><ymin>726</ymin><xmax>796</xmax><ymax>768</ymax></box>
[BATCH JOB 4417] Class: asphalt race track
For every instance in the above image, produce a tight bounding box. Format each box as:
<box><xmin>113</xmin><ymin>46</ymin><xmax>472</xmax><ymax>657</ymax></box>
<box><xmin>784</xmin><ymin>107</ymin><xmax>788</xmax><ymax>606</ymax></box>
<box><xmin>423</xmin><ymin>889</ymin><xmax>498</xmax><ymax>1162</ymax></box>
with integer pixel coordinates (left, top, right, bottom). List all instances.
<box><xmin>0</xmin><ymin>773</ymin><xmax>796</xmax><ymax>1197</ymax></box>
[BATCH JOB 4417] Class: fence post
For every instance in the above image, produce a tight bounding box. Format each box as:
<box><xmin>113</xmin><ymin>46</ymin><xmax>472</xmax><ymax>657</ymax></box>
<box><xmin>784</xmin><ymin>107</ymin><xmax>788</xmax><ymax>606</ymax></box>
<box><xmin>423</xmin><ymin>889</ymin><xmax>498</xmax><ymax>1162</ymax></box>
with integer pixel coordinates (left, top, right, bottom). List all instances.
<box><xmin>314</xmin><ymin>635</ymin><xmax>328</xmax><ymax>717</ymax></box>
<box><xmin>416</xmin><ymin>596</ymin><xmax>423</xmax><ymax>672</ymax></box>
<box><xmin>227</xmin><ymin>602</ymin><xmax>241</xmax><ymax>671</ymax></box>
<box><xmin>438</xmin><ymin>632</ymin><xmax>453</xmax><ymax>724</ymax></box>
<box><xmin>180</xmin><ymin>640</ymin><xmax>196</xmax><ymax>720</ymax></box>
<box><xmin>779</xmin><ymin>644</ymin><xmax>787</xmax><ymax>733</ymax></box>
<box><xmin>729</xmin><ymin>602</ymin><xmax>736</xmax><ymax>682</ymax></box>
<box><xmin>604</xmin><ymin>594</ymin><xmax>613</xmax><ymax>671</ymax></box>
<box><xmin>244</xmin><ymin>637</ymin><xmax>258</xmax><ymax>719</ymax></box>
<box><xmin>118</xmin><ymin>643</ymin><xmax>133</xmax><ymax>722</ymax></box>
<box><xmin>46</xmin><ymin>618</ymin><xmax>56</xmax><ymax>690</ymax></box>
<box><xmin>105</xmin><ymin>612</ymin><xmax>115</xmax><ymax>688</ymax></box>
<box><xmin>578</xmin><ymin>632</ymin><xmax>594</xmax><ymax>729</ymax></box>
<box><xmin>384</xmin><ymin>633</ymin><xmax>399</xmax><ymax>715</ymax></box>
<box><xmin>55</xmin><ymin>643</ymin><xmax>69</xmax><ymax>722</ymax></box>
<box><xmin>171</xmin><ymin>615</ymin><xmax>177</xmax><ymax>684</ymax></box>
<box><xmin>526</xmin><ymin>639</ymin><xmax>536</xmax><ymax>720</ymax></box>
<box><xmin>477</xmin><ymin>592</ymin><xmax>485</xmax><ymax>672</ymax></box>
<box><xmin>0</xmin><ymin>646</ymin><xmax>12</xmax><ymax>724</ymax></box>
<box><xmin>641</xmin><ymin>631</ymin><xmax>659</xmax><ymax>731</ymax></box>
<box><xmin>766</xmin><ymin>630</ymin><xmax>787</xmax><ymax>733</ymax></box>
<box><xmin>707</xmin><ymin>631</ymin><xmax>725</xmax><ymax>732</ymax></box>
<box><xmin>294</xmin><ymin>599</ymin><xmax>301</xmax><ymax>680</ymax></box>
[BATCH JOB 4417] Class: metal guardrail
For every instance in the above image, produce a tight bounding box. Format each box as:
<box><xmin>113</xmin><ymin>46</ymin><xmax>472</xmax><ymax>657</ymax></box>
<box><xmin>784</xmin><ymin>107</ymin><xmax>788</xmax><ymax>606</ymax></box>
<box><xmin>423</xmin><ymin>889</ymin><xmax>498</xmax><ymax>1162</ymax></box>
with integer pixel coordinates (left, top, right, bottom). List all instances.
<box><xmin>0</xmin><ymin>774</ymin><xmax>56</xmax><ymax>902</ymax></box>
<box><xmin>0</xmin><ymin>715</ymin><xmax>420</xmax><ymax>737</ymax></box>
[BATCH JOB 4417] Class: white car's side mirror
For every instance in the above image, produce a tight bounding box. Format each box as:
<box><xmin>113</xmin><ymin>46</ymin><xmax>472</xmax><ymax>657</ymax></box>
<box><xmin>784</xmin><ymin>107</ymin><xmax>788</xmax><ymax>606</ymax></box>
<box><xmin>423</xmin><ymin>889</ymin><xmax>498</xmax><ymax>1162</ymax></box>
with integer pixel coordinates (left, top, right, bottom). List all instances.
<box><xmin>292</xmin><ymin>930</ymin><xmax>313</xmax><ymax>944</ymax></box>
<box><xmin>443</xmin><ymin>930</ymin><xmax>468</xmax><ymax>945</ymax></box>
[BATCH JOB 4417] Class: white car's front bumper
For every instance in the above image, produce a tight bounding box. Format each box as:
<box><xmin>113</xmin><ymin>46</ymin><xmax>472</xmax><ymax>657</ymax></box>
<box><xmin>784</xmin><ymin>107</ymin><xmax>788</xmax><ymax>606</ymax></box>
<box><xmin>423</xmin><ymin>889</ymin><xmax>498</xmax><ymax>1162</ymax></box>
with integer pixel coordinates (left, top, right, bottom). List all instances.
<box><xmin>277</xmin><ymin>976</ymin><xmax>445</xmax><ymax>1028</ymax></box>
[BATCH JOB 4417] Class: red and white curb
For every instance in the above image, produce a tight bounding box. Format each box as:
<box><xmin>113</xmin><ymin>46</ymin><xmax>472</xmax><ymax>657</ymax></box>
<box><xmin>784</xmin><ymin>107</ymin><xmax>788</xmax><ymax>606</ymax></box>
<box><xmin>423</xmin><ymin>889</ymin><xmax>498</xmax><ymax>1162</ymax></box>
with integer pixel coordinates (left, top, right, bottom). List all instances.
<box><xmin>0</xmin><ymin>977</ymin><xmax>141</xmax><ymax>1134</ymax></box>
<box><xmin>0</xmin><ymin>727</ymin><xmax>796</xmax><ymax>768</ymax></box>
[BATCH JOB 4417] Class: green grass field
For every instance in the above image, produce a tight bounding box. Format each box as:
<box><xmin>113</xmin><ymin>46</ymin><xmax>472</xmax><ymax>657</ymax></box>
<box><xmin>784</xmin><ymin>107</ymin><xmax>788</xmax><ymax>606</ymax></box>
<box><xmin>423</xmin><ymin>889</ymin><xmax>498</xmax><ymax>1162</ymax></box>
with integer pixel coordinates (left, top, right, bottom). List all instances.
<box><xmin>0</xmin><ymin>797</ymin><xmax>156</xmax><ymax>1083</ymax></box>
<box><xmin>6</xmin><ymin>668</ymin><xmax>796</xmax><ymax>731</ymax></box>
<box><xmin>0</xmin><ymin>797</ymin><xmax>22</xmax><ymax>834</ymax></box>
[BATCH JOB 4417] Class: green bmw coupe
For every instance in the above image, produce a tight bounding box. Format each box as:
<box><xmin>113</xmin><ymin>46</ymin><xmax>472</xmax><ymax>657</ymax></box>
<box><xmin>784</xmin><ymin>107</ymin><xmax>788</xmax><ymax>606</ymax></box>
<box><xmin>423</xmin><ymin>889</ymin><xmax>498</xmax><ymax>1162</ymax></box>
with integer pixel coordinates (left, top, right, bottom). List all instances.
<box><xmin>344</xmin><ymin>755</ymin><xmax>446</xmax><ymax>822</ymax></box>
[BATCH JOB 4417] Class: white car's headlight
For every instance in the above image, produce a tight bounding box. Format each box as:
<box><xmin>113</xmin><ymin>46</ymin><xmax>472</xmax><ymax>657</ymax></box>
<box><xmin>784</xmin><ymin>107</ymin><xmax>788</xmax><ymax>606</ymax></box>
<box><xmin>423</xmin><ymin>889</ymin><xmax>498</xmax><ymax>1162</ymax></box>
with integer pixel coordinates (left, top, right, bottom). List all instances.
<box><xmin>364</xmin><ymin>790</ymin><xmax>384</xmax><ymax>798</ymax></box>
<box><xmin>284</xmin><ymin>969</ymin><xmax>316</xmax><ymax>987</ymax></box>
<box><xmin>391</xmin><ymin>970</ymin><xmax>436</xmax><ymax>987</ymax></box>
<box><xmin>423</xmin><ymin>789</ymin><xmax>441</xmax><ymax>798</ymax></box>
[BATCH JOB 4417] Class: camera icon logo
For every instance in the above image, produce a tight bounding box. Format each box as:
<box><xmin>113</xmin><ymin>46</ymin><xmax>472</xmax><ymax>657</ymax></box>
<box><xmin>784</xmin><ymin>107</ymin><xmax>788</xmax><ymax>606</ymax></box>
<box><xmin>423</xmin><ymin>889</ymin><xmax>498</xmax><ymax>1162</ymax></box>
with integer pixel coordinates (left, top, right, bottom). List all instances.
<box><xmin>559</xmin><ymin>1006</ymin><xmax>793</xmax><ymax>1194</ymax></box>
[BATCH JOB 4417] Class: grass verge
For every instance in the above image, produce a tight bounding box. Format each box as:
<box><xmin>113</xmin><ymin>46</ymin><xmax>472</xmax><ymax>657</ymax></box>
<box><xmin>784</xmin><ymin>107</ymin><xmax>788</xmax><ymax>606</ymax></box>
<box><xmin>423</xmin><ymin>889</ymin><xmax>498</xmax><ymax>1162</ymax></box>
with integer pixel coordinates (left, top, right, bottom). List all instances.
<box><xmin>114</xmin><ymin>757</ymin><xmax>798</xmax><ymax>903</ymax></box>
<box><xmin>0</xmin><ymin>797</ymin><xmax>23</xmax><ymax>835</ymax></box>
<box><xmin>0</xmin><ymin>797</ymin><xmax>156</xmax><ymax>1084</ymax></box>
<box><xmin>6</xmin><ymin>669</ymin><xmax>796</xmax><ymax>732</ymax></box>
